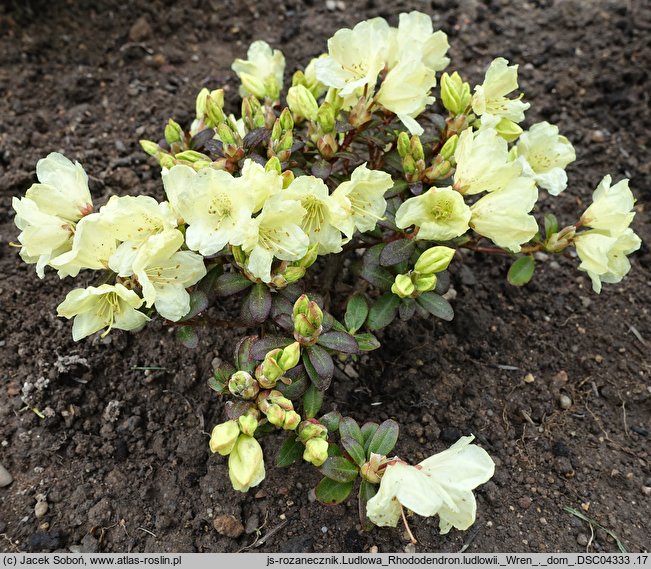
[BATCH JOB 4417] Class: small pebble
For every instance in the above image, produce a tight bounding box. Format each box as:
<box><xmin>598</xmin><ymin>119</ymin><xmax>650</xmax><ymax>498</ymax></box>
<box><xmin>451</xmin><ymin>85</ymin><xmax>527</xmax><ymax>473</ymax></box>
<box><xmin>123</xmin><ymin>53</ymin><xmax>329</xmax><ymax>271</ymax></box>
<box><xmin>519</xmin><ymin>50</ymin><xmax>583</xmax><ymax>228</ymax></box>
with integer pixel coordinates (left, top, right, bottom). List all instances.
<box><xmin>0</xmin><ymin>463</ymin><xmax>13</xmax><ymax>487</ymax></box>
<box><xmin>404</xmin><ymin>544</ymin><xmax>416</xmax><ymax>553</ymax></box>
<box><xmin>559</xmin><ymin>395</ymin><xmax>572</xmax><ymax>410</ymax></box>
<box><xmin>369</xmin><ymin>546</ymin><xmax>378</xmax><ymax>554</ymax></box>
<box><xmin>213</xmin><ymin>514</ymin><xmax>244</xmax><ymax>539</ymax></box>
<box><xmin>590</xmin><ymin>130</ymin><xmax>607</xmax><ymax>143</ymax></box>
<box><xmin>321</xmin><ymin>526</ymin><xmax>328</xmax><ymax>534</ymax></box>
<box><xmin>641</xmin><ymin>486</ymin><xmax>651</xmax><ymax>496</ymax></box>
<box><xmin>518</xmin><ymin>496</ymin><xmax>532</xmax><ymax>509</ymax></box>
<box><xmin>523</xmin><ymin>373</ymin><xmax>535</xmax><ymax>384</ymax></box>
<box><xmin>577</xmin><ymin>533</ymin><xmax>589</xmax><ymax>546</ymax></box>
<box><xmin>35</xmin><ymin>499</ymin><xmax>49</xmax><ymax>518</ymax></box>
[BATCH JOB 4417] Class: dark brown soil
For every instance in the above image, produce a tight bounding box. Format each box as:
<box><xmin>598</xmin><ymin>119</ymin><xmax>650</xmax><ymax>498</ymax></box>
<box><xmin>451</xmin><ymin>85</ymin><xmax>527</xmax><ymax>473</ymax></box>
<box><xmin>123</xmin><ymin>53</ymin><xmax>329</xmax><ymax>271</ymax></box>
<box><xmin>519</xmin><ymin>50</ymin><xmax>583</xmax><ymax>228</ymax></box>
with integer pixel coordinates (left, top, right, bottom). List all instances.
<box><xmin>1</xmin><ymin>0</ymin><xmax>650</xmax><ymax>555</ymax></box>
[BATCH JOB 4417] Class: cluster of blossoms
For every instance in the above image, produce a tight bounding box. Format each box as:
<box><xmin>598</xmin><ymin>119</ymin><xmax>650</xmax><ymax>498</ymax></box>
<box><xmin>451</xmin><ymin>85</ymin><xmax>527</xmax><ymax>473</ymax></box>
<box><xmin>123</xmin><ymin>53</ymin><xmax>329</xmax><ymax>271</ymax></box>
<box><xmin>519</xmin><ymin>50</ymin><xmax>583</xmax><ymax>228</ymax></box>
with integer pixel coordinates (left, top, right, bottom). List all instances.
<box><xmin>12</xmin><ymin>10</ymin><xmax>640</xmax><ymax>539</ymax></box>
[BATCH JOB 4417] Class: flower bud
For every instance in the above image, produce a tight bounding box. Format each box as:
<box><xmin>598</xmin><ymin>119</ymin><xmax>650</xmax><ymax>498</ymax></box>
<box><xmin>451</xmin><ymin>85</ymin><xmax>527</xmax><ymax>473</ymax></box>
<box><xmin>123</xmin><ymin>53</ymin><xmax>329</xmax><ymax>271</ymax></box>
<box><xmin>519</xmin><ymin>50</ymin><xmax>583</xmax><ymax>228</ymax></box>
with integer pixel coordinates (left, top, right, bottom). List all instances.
<box><xmin>439</xmin><ymin>135</ymin><xmax>458</xmax><ymax>160</ymax></box>
<box><xmin>292</xmin><ymin>295</ymin><xmax>323</xmax><ymax>338</ymax></box>
<box><xmin>494</xmin><ymin>117</ymin><xmax>523</xmax><ymax>142</ymax></box>
<box><xmin>240</xmin><ymin>73</ymin><xmax>266</xmax><ymax>100</ymax></box>
<box><xmin>260</xmin><ymin>350</ymin><xmax>284</xmax><ymax>384</ymax></box>
<box><xmin>281</xmin><ymin>170</ymin><xmax>295</xmax><ymax>189</ymax></box>
<box><xmin>140</xmin><ymin>139</ymin><xmax>161</xmax><ymax>157</ymax></box>
<box><xmin>278</xmin><ymin>130</ymin><xmax>294</xmax><ymax>152</ymax></box>
<box><xmin>217</xmin><ymin>123</ymin><xmax>237</xmax><ymax>145</ymax></box>
<box><xmin>265</xmin><ymin>156</ymin><xmax>282</xmax><ymax>175</ymax></box>
<box><xmin>297</xmin><ymin>420</ymin><xmax>328</xmax><ymax>443</ymax></box>
<box><xmin>282</xmin><ymin>266</ymin><xmax>306</xmax><ymax>284</ymax></box>
<box><xmin>303</xmin><ymin>438</ymin><xmax>329</xmax><ymax>467</ymax></box>
<box><xmin>238</xmin><ymin>413</ymin><xmax>259</xmax><ymax>437</ymax></box>
<box><xmin>413</xmin><ymin>273</ymin><xmax>438</xmax><ymax>293</ymax></box>
<box><xmin>287</xmin><ymin>85</ymin><xmax>319</xmax><ymax>122</ymax></box>
<box><xmin>292</xmin><ymin>69</ymin><xmax>308</xmax><ymax>88</ymax></box>
<box><xmin>159</xmin><ymin>154</ymin><xmax>176</xmax><ymax>169</ymax></box>
<box><xmin>283</xmin><ymin>411</ymin><xmax>301</xmax><ymax>431</ymax></box>
<box><xmin>228</xmin><ymin>435</ymin><xmax>265</xmax><ymax>492</ymax></box>
<box><xmin>175</xmin><ymin>150</ymin><xmax>210</xmax><ymax>163</ymax></box>
<box><xmin>209</xmin><ymin>420</ymin><xmax>240</xmax><ymax>456</ymax></box>
<box><xmin>206</xmin><ymin>95</ymin><xmax>225</xmax><ymax>127</ymax></box>
<box><xmin>277</xmin><ymin>342</ymin><xmax>301</xmax><ymax>372</ymax></box>
<box><xmin>295</xmin><ymin>243</ymin><xmax>319</xmax><ymax>269</ymax></box>
<box><xmin>402</xmin><ymin>154</ymin><xmax>418</xmax><ymax>176</ymax></box>
<box><xmin>415</xmin><ymin>246</ymin><xmax>456</xmax><ymax>275</ymax></box>
<box><xmin>397</xmin><ymin>132</ymin><xmax>411</xmax><ymax>158</ymax></box>
<box><xmin>292</xmin><ymin>294</ymin><xmax>310</xmax><ymax>318</ymax></box>
<box><xmin>195</xmin><ymin>88</ymin><xmax>209</xmax><ymax>120</ymax></box>
<box><xmin>440</xmin><ymin>72</ymin><xmax>471</xmax><ymax>116</ymax></box>
<box><xmin>279</xmin><ymin>108</ymin><xmax>294</xmax><ymax>131</ymax></box>
<box><xmin>325</xmin><ymin>87</ymin><xmax>343</xmax><ymax>113</ymax></box>
<box><xmin>265</xmin><ymin>403</ymin><xmax>286</xmax><ymax>427</ymax></box>
<box><xmin>360</xmin><ymin>453</ymin><xmax>385</xmax><ymax>484</ymax></box>
<box><xmin>268</xmin><ymin>390</ymin><xmax>294</xmax><ymax>412</ymax></box>
<box><xmin>316</xmin><ymin>102</ymin><xmax>336</xmax><ymax>133</ymax></box>
<box><xmin>317</xmin><ymin>133</ymin><xmax>338</xmax><ymax>159</ymax></box>
<box><xmin>164</xmin><ymin>119</ymin><xmax>183</xmax><ymax>145</ymax></box>
<box><xmin>410</xmin><ymin>135</ymin><xmax>424</xmax><ymax>162</ymax></box>
<box><xmin>264</xmin><ymin>75</ymin><xmax>281</xmax><ymax>101</ymax></box>
<box><xmin>424</xmin><ymin>159</ymin><xmax>452</xmax><ymax>181</ymax></box>
<box><xmin>391</xmin><ymin>274</ymin><xmax>415</xmax><ymax>298</ymax></box>
<box><xmin>229</xmin><ymin>370</ymin><xmax>260</xmax><ymax>400</ymax></box>
<box><xmin>192</xmin><ymin>160</ymin><xmax>213</xmax><ymax>171</ymax></box>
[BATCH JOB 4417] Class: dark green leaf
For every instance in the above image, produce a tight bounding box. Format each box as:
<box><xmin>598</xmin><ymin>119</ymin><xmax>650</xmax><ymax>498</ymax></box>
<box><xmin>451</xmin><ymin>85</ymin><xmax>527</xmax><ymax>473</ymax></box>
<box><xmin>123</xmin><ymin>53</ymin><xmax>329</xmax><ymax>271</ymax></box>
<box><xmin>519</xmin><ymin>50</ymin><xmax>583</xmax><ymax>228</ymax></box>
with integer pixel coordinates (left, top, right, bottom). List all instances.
<box><xmin>359</xmin><ymin>480</ymin><xmax>378</xmax><ymax>530</ymax></box>
<box><xmin>416</xmin><ymin>292</ymin><xmax>454</xmax><ymax>321</ymax></box>
<box><xmin>339</xmin><ymin>417</ymin><xmax>364</xmax><ymax>446</ymax></box>
<box><xmin>319</xmin><ymin>456</ymin><xmax>359</xmax><ymax>483</ymax></box>
<box><xmin>250</xmin><ymin>336</ymin><xmax>293</xmax><ymax>360</ymax></box>
<box><xmin>399</xmin><ymin>298</ymin><xmax>416</xmax><ymax>321</ymax></box>
<box><xmin>311</xmin><ymin>159</ymin><xmax>332</xmax><ymax>180</ymax></box>
<box><xmin>367</xmin><ymin>419</ymin><xmax>399</xmax><ymax>456</ymax></box>
<box><xmin>241</xmin><ymin>283</ymin><xmax>272</xmax><ymax>324</ymax></box>
<box><xmin>317</xmin><ymin>331</ymin><xmax>359</xmax><ymax>354</ymax></box>
<box><xmin>435</xmin><ymin>270</ymin><xmax>450</xmax><ymax>294</ymax></box>
<box><xmin>344</xmin><ymin>293</ymin><xmax>369</xmax><ymax>334</ymax></box>
<box><xmin>276</xmin><ymin>369</ymin><xmax>309</xmax><ymax>400</ymax></box>
<box><xmin>320</xmin><ymin>411</ymin><xmax>342</xmax><ymax>433</ymax></box>
<box><xmin>360</xmin><ymin>245</ymin><xmax>394</xmax><ymax>290</ymax></box>
<box><xmin>384</xmin><ymin>177</ymin><xmax>408</xmax><ymax>198</ymax></box>
<box><xmin>544</xmin><ymin>213</ymin><xmax>559</xmax><ymax>240</ymax></box>
<box><xmin>341</xmin><ymin>436</ymin><xmax>366</xmax><ymax>467</ymax></box>
<box><xmin>270</xmin><ymin>294</ymin><xmax>294</xmax><ymax>319</ymax></box>
<box><xmin>175</xmin><ymin>326</ymin><xmax>198</xmax><ymax>349</ymax></box>
<box><xmin>235</xmin><ymin>336</ymin><xmax>257</xmax><ymax>373</ymax></box>
<box><xmin>305</xmin><ymin>345</ymin><xmax>334</xmax><ymax>390</ymax></box>
<box><xmin>302</xmin><ymin>383</ymin><xmax>324</xmax><ymax>419</ymax></box>
<box><xmin>278</xmin><ymin>283</ymin><xmax>304</xmax><ymax>302</ymax></box>
<box><xmin>361</xmin><ymin>422</ymin><xmax>379</xmax><ymax>455</ymax></box>
<box><xmin>379</xmin><ymin>239</ymin><xmax>415</xmax><ymax>267</ymax></box>
<box><xmin>314</xmin><ymin>477</ymin><xmax>354</xmax><ymax>505</ymax></box>
<box><xmin>197</xmin><ymin>263</ymin><xmax>224</xmax><ymax>300</ymax></box>
<box><xmin>367</xmin><ymin>293</ymin><xmax>400</xmax><ymax>331</ymax></box>
<box><xmin>276</xmin><ymin>434</ymin><xmax>304</xmax><ymax>467</ymax></box>
<box><xmin>354</xmin><ymin>333</ymin><xmax>381</xmax><ymax>352</ymax></box>
<box><xmin>208</xmin><ymin>363</ymin><xmax>235</xmax><ymax>394</ymax></box>
<box><xmin>214</xmin><ymin>272</ymin><xmax>254</xmax><ymax>297</ymax></box>
<box><xmin>274</xmin><ymin>313</ymin><xmax>294</xmax><ymax>333</ymax></box>
<box><xmin>507</xmin><ymin>255</ymin><xmax>535</xmax><ymax>287</ymax></box>
<box><xmin>180</xmin><ymin>290</ymin><xmax>209</xmax><ymax>321</ymax></box>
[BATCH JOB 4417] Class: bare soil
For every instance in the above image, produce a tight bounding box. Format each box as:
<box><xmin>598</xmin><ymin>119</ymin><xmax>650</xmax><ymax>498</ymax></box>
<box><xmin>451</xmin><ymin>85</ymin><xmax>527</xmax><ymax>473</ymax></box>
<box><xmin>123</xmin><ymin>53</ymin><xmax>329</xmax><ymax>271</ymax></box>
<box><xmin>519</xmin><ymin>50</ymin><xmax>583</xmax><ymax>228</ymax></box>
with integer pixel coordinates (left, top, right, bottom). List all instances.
<box><xmin>0</xmin><ymin>0</ymin><xmax>650</xmax><ymax>554</ymax></box>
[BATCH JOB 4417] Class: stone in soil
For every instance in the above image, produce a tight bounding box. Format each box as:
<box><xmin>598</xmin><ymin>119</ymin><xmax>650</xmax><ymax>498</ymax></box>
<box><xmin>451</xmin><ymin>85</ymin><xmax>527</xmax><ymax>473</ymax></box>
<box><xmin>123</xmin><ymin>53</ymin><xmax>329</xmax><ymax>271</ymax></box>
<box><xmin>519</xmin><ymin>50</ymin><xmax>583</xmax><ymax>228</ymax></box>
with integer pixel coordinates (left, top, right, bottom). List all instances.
<box><xmin>213</xmin><ymin>514</ymin><xmax>244</xmax><ymax>538</ymax></box>
<box><xmin>0</xmin><ymin>463</ymin><xmax>12</xmax><ymax>487</ymax></box>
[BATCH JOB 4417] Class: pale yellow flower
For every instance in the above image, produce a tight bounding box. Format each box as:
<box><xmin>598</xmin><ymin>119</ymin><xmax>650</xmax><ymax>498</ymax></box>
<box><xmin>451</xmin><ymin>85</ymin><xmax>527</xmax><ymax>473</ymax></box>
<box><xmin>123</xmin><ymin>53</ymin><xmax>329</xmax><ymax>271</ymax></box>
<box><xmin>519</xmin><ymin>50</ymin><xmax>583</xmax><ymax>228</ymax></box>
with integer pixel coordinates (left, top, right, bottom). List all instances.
<box><xmin>228</xmin><ymin>435</ymin><xmax>265</xmax><ymax>493</ymax></box>
<box><xmin>581</xmin><ymin>175</ymin><xmax>636</xmax><ymax>235</ymax></box>
<box><xmin>517</xmin><ymin>122</ymin><xmax>576</xmax><ymax>195</ymax></box>
<box><xmin>388</xmin><ymin>11</ymin><xmax>450</xmax><ymax>73</ymax></box>
<box><xmin>472</xmin><ymin>58</ymin><xmax>530</xmax><ymax>127</ymax></box>
<box><xmin>469</xmin><ymin>177</ymin><xmax>539</xmax><ymax>252</ymax></box>
<box><xmin>395</xmin><ymin>187</ymin><xmax>471</xmax><ymax>241</ymax></box>
<box><xmin>57</xmin><ymin>283</ymin><xmax>149</xmax><ymax>341</ymax></box>
<box><xmin>574</xmin><ymin>228</ymin><xmax>641</xmax><ymax>293</ymax></box>
<box><xmin>231</xmin><ymin>41</ymin><xmax>285</xmax><ymax>100</ymax></box>
<box><xmin>366</xmin><ymin>436</ymin><xmax>495</xmax><ymax>534</ymax></box>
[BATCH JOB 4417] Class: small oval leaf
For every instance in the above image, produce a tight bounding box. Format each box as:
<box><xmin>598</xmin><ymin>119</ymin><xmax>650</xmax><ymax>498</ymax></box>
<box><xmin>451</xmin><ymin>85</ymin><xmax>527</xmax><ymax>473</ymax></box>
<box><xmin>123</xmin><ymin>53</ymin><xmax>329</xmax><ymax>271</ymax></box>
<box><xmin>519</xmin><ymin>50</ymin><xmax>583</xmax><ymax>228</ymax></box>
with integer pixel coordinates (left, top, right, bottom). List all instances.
<box><xmin>379</xmin><ymin>239</ymin><xmax>415</xmax><ymax>267</ymax></box>
<box><xmin>416</xmin><ymin>292</ymin><xmax>454</xmax><ymax>321</ymax></box>
<box><xmin>354</xmin><ymin>333</ymin><xmax>381</xmax><ymax>352</ymax></box>
<box><xmin>302</xmin><ymin>383</ymin><xmax>324</xmax><ymax>419</ymax></box>
<box><xmin>367</xmin><ymin>293</ymin><xmax>400</xmax><ymax>331</ymax></box>
<box><xmin>243</xmin><ymin>283</ymin><xmax>272</xmax><ymax>324</ymax></box>
<box><xmin>235</xmin><ymin>335</ymin><xmax>257</xmax><ymax>373</ymax></box>
<box><xmin>344</xmin><ymin>293</ymin><xmax>369</xmax><ymax>334</ymax></box>
<box><xmin>317</xmin><ymin>331</ymin><xmax>359</xmax><ymax>354</ymax></box>
<box><xmin>320</xmin><ymin>411</ymin><xmax>342</xmax><ymax>433</ymax></box>
<box><xmin>358</xmin><ymin>479</ymin><xmax>378</xmax><ymax>530</ymax></box>
<box><xmin>315</xmin><ymin>477</ymin><xmax>354</xmax><ymax>505</ymax></box>
<box><xmin>367</xmin><ymin>419</ymin><xmax>399</xmax><ymax>456</ymax></box>
<box><xmin>175</xmin><ymin>325</ymin><xmax>198</xmax><ymax>349</ymax></box>
<box><xmin>305</xmin><ymin>345</ymin><xmax>334</xmax><ymax>389</ymax></box>
<box><xmin>214</xmin><ymin>272</ymin><xmax>254</xmax><ymax>297</ymax></box>
<box><xmin>276</xmin><ymin>434</ymin><xmax>304</xmax><ymax>467</ymax></box>
<box><xmin>508</xmin><ymin>255</ymin><xmax>535</xmax><ymax>287</ymax></box>
<box><xmin>361</xmin><ymin>422</ymin><xmax>380</xmax><ymax>454</ymax></box>
<box><xmin>341</xmin><ymin>436</ymin><xmax>366</xmax><ymax>467</ymax></box>
<box><xmin>319</xmin><ymin>456</ymin><xmax>359</xmax><ymax>483</ymax></box>
<box><xmin>339</xmin><ymin>417</ymin><xmax>364</xmax><ymax>446</ymax></box>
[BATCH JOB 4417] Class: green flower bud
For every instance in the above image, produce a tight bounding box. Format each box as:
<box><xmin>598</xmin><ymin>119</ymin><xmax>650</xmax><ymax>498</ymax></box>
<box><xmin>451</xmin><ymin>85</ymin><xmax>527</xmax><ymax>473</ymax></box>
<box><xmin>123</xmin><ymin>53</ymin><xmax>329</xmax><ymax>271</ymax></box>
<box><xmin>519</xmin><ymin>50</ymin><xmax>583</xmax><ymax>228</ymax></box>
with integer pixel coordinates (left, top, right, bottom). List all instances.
<box><xmin>228</xmin><ymin>370</ymin><xmax>260</xmax><ymax>400</ymax></box>
<box><xmin>206</xmin><ymin>95</ymin><xmax>225</xmax><ymax>127</ymax></box>
<box><xmin>414</xmin><ymin>246</ymin><xmax>456</xmax><ymax>275</ymax></box>
<box><xmin>297</xmin><ymin>420</ymin><xmax>328</xmax><ymax>443</ymax></box>
<box><xmin>292</xmin><ymin>69</ymin><xmax>308</xmax><ymax>88</ymax></box>
<box><xmin>281</xmin><ymin>170</ymin><xmax>295</xmax><ymax>189</ymax></box>
<box><xmin>316</xmin><ymin>102</ymin><xmax>336</xmax><ymax>133</ymax></box>
<box><xmin>277</xmin><ymin>342</ymin><xmax>301</xmax><ymax>372</ymax></box>
<box><xmin>231</xmin><ymin>245</ymin><xmax>247</xmax><ymax>267</ymax></box>
<box><xmin>440</xmin><ymin>135</ymin><xmax>458</xmax><ymax>160</ymax></box>
<box><xmin>324</xmin><ymin>87</ymin><xmax>343</xmax><ymax>113</ymax></box>
<box><xmin>282</xmin><ymin>266</ymin><xmax>306</xmax><ymax>284</ymax></box>
<box><xmin>264</xmin><ymin>75</ymin><xmax>281</xmax><ymax>101</ymax></box>
<box><xmin>508</xmin><ymin>146</ymin><xmax>519</xmax><ymax>161</ymax></box>
<box><xmin>413</xmin><ymin>273</ymin><xmax>438</xmax><ymax>293</ymax></box>
<box><xmin>397</xmin><ymin>132</ymin><xmax>411</xmax><ymax>158</ymax></box>
<box><xmin>140</xmin><ymin>139</ymin><xmax>161</xmax><ymax>157</ymax></box>
<box><xmin>159</xmin><ymin>154</ymin><xmax>176</xmax><ymax>169</ymax></box>
<box><xmin>195</xmin><ymin>88</ymin><xmax>210</xmax><ymax>120</ymax></box>
<box><xmin>210</xmin><ymin>88</ymin><xmax>224</xmax><ymax>109</ymax></box>
<box><xmin>260</xmin><ymin>350</ymin><xmax>284</xmax><ymax>384</ymax></box>
<box><xmin>360</xmin><ymin>453</ymin><xmax>385</xmax><ymax>484</ymax></box>
<box><xmin>217</xmin><ymin>123</ymin><xmax>236</xmax><ymax>145</ymax></box>
<box><xmin>238</xmin><ymin>413</ymin><xmax>259</xmax><ymax>437</ymax></box>
<box><xmin>209</xmin><ymin>420</ymin><xmax>240</xmax><ymax>456</ymax></box>
<box><xmin>402</xmin><ymin>154</ymin><xmax>418</xmax><ymax>176</ymax></box>
<box><xmin>391</xmin><ymin>274</ymin><xmax>415</xmax><ymax>298</ymax></box>
<box><xmin>293</xmin><ymin>315</ymin><xmax>313</xmax><ymax>339</ymax></box>
<box><xmin>175</xmin><ymin>150</ymin><xmax>210</xmax><ymax>163</ymax></box>
<box><xmin>164</xmin><ymin>119</ymin><xmax>183</xmax><ymax>145</ymax></box>
<box><xmin>410</xmin><ymin>135</ymin><xmax>424</xmax><ymax>162</ymax></box>
<box><xmin>240</xmin><ymin>74</ymin><xmax>266</xmax><ymax>100</ymax></box>
<box><xmin>292</xmin><ymin>294</ymin><xmax>310</xmax><ymax>318</ymax></box>
<box><xmin>424</xmin><ymin>159</ymin><xmax>453</xmax><ymax>181</ymax></box>
<box><xmin>295</xmin><ymin>243</ymin><xmax>319</xmax><ymax>269</ymax></box>
<box><xmin>303</xmin><ymin>438</ymin><xmax>329</xmax><ymax>467</ymax></box>
<box><xmin>278</xmin><ymin>130</ymin><xmax>294</xmax><ymax>152</ymax></box>
<box><xmin>265</xmin><ymin>156</ymin><xmax>282</xmax><ymax>175</ymax></box>
<box><xmin>283</xmin><ymin>411</ymin><xmax>301</xmax><ymax>431</ymax></box>
<box><xmin>440</xmin><ymin>72</ymin><xmax>471</xmax><ymax>116</ymax></box>
<box><xmin>494</xmin><ymin>117</ymin><xmax>523</xmax><ymax>142</ymax></box>
<box><xmin>287</xmin><ymin>85</ymin><xmax>319</xmax><ymax>122</ymax></box>
<box><xmin>265</xmin><ymin>403</ymin><xmax>285</xmax><ymax>427</ymax></box>
<box><xmin>279</xmin><ymin>108</ymin><xmax>294</xmax><ymax>131</ymax></box>
<box><xmin>268</xmin><ymin>390</ymin><xmax>294</xmax><ymax>412</ymax></box>
<box><xmin>271</xmin><ymin>119</ymin><xmax>282</xmax><ymax>142</ymax></box>
<box><xmin>192</xmin><ymin>160</ymin><xmax>213</xmax><ymax>171</ymax></box>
